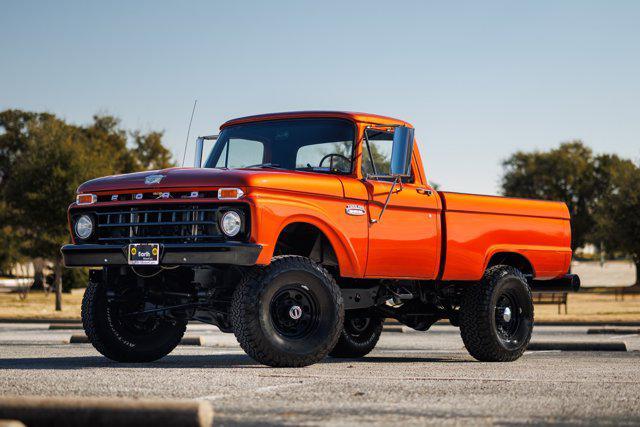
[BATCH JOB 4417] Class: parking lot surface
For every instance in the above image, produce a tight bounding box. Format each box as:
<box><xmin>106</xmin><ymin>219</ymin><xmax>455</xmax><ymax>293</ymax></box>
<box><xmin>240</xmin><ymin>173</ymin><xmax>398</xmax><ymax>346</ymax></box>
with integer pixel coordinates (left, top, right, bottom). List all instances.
<box><xmin>1</xmin><ymin>323</ymin><xmax>639</xmax><ymax>426</ymax></box>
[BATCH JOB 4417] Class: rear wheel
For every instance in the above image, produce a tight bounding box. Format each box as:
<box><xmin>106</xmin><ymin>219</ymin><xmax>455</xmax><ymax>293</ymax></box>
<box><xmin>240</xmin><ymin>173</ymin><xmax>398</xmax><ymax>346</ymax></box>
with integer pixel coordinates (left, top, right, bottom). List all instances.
<box><xmin>459</xmin><ymin>265</ymin><xmax>534</xmax><ymax>362</ymax></box>
<box><xmin>231</xmin><ymin>256</ymin><xmax>344</xmax><ymax>367</ymax></box>
<box><xmin>82</xmin><ymin>280</ymin><xmax>186</xmax><ymax>363</ymax></box>
<box><xmin>330</xmin><ymin>311</ymin><xmax>384</xmax><ymax>358</ymax></box>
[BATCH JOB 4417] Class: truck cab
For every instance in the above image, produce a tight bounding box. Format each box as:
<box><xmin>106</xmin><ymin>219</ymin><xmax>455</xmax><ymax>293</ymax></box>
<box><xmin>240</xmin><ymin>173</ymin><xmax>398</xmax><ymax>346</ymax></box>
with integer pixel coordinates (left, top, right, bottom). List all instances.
<box><xmin>62</xmin><ymin>111</ymin><xmax>578</xmax><ymax>366</ymax></box>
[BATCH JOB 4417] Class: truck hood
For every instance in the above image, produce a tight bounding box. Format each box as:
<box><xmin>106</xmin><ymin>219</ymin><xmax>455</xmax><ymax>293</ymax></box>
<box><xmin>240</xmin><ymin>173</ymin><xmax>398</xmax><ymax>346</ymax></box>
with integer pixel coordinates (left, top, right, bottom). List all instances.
<box><xmin>77</xmin><ymin>167</ymin><xmax>345</xmax><ymax>198</ymax></box>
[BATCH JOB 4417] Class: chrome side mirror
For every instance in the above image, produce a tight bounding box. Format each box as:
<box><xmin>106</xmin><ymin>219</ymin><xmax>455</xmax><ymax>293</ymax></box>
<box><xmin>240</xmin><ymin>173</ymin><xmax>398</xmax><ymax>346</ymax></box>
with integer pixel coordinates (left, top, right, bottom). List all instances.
<box><xmin>194</xmin><ymin>135</ymin><xmax>218</xmax><ymax>168</ymax></box>
<box><xmin>194</xmin><ymin>137</ymin><xmax>204</xmax><ymax>168</ymax></box>
<box><xmin>389</xmin><ymin>126</ymin><xmax>415</xmax><ymax>177</ymax></box>
<box><xmin>370</xmin><ymin>126</ymin><xmax>415</xmax><ymax>224</ymax></box>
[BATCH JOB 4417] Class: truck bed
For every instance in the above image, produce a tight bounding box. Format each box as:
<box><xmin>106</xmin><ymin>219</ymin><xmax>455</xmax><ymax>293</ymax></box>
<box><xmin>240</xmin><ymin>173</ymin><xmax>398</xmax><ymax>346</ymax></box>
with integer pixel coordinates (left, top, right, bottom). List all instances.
<box><xmin>438</xmin><ymin>192</ymin><xmax>572</xmax><ymax>281</ymax></box>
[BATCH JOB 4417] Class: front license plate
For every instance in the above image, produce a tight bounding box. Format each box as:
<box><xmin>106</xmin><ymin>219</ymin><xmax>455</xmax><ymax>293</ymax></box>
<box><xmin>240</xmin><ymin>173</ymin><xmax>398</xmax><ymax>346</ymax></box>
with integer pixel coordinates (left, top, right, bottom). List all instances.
<box><xmin>128</xmin><ymin>243</ymin><xmax>160</xmax><ymax>265</ymax></box>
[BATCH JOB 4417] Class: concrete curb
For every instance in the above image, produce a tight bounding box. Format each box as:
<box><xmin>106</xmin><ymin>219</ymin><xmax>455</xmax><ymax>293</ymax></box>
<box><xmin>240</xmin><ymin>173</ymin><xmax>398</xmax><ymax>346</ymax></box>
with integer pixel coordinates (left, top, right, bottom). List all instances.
<box><xmin>587</xmin><ymin>328</ymin><xmax>640</xmax><ymax>335</ymax></box>
<box><xmin>406</xmin><ymin>320</ymin><xmax>640</xmax><ymax>328</ymax></box>
<box><xmin>0</xmin><ymin>396</ymin><xmax>213</xmax><ymax>427</ymax></box>
<box><xmin>68</xmin><ymin>334</ymin><xmax>90</xmax><ymax>344</ymax></box>
<box><xmin>534</xmin><ymin>321</ymin><xmax>640</xmax><ymax>327</ymax></box>
<box><xmin>386</xmin><ymin>320</ymin><xmax>640</xmax><ymax>333</ymax></box>
<box><xmin>68</xmin><ymin>334</ymin><xmax>204</xmax><ymax>346</ymax></box>
<box><xmin>528</xmin><ymin>341</ymin><xmax>627</xmax><ymax>351</ymax></box>
<box><xmin>0</xmin><ymin>319</ymin><xmax>79</xmax><ymax>324</ymax></box>
<box><xmin>180</xmin><ymin>335</ymin><xmax>204</xmax><ymax>346</ymax></box>
<box><xmin>49</xmin><ymin>323</ymin><xmax>83</xmax><ymax>330</ymax></box>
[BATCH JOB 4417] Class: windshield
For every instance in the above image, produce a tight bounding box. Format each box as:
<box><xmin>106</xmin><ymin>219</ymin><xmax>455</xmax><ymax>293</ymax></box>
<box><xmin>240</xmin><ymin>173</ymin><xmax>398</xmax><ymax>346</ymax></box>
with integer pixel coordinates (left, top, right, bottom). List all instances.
<box><xmin>203</xmin><ymin>118</ymin><xmax>355</xmax><ymax>174</ymax></box>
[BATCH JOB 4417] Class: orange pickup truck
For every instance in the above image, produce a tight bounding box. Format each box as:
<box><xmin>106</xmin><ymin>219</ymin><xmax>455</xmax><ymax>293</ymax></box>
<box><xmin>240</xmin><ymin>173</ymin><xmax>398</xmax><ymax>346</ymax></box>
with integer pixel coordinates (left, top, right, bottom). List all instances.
<box><xmin>62</xmin><ymin>111</ymin><xmax>578</xmax><ymax>366</ymax></box>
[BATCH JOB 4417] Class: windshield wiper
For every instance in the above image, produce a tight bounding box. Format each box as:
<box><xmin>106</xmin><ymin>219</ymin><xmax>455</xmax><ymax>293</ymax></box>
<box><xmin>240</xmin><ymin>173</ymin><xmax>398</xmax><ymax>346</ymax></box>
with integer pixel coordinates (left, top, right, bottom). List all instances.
<box><xmin>244</xmin><ymin>163</ymin><xmax>283</xmax><ymax>169</ymax></box>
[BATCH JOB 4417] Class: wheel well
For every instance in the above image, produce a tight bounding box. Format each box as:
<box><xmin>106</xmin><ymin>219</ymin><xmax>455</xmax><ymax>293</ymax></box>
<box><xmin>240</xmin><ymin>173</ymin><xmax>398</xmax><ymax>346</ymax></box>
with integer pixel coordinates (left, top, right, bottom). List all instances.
<box><xmin>274</xmin><ymin>223</ymin><xmax>339</xmax><ymax>273</ymax></box>
<box><xmin>487</xmin><ymin>252</ymin><xmax>534</xmax><ymax>277</ymax></box>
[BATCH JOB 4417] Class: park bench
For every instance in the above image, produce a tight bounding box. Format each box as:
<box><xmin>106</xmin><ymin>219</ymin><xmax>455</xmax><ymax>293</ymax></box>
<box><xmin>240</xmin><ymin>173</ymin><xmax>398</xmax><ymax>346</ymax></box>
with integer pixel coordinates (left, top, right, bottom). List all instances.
<box><xmin>613</xmin><ymin>286</ymin><xmax>640</xmax><ymax>301</ymax></box>
<box><xmin>532</xmin><ymin>291</ymin><xmax>568</xmax><ymax>314</ymax></box>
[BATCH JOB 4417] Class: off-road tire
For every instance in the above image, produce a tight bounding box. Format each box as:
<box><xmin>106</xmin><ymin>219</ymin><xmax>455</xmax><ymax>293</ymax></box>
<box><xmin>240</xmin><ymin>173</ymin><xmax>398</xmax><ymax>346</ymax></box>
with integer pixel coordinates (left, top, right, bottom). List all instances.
<box><xmin>82</xmin><ymin>280</ymin><xmax>186</xmax><ymax>363</ymax></box>
<box><xmin>231</xmin><ymin>256</ymin><xmax>344</xmax><ymax>367</ymax></box>
<box><xmin>330</xmin><ymin>311</ymin><xmax>384</xmax><ymax>358</ymax></box>
<box><xmin>459</xmin><ymin>265</ymin><xmax>534</xmax><ymax>362</ymax></box>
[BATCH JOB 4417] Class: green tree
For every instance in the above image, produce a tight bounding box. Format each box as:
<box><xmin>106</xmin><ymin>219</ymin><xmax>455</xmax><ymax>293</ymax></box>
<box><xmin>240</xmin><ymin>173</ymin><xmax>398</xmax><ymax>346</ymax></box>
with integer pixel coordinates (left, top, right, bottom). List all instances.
<box><xmin>132</xmin><ymin>130</ymin><xmax>174</xmax><ymax>170</ymax></box>
<box><xmin>82</xmin><ymin>115</ymin><xmax>175</xmax><ymax>172</ymax></box>
<box><xmin>591</xmin><ymin>155</ymin><xmax>640</xmax><ymax>286</ymax></box>
<box><xmin>3</xmin><ymin>115</ymin><xmax>113</xmax><ymax>309</ymax></box>
<box><xmin>501</xmin><ymin>141</ymin><xmax>598</xmax><ymax>251</ymax></box>
<box><xmin>0</xmin><ymin>201</ymin><xmax>22</xmax><ymax>274</ymax></box>
<box><xmin>0</xmin><ymin>110</ymin><xmax>53</xmax><ymax>183</ymax></box>
<box><xmin>0</xmin><ymin>109</ymin><xmax>176</xmax><ymax>309</ymax></box>
<box><xmin>0</xmin><ymin>110</ymin><xmax>52</xmax><ymax>275</ymax></box>
<box><xmin>82</xmin><ymin>115</ymin><xmax>138</xmax><ymax>174</ymax></box>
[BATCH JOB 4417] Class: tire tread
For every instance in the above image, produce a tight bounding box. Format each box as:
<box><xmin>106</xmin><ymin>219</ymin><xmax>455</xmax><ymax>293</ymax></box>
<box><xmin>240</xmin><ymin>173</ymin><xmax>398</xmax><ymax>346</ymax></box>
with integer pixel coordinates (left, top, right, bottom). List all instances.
<box><xmin>459</xmin><ymin>265</ymin><xmax>533</xmax><ymax>362</ymax></box>
<box><xmin>82</xmin><ymin>280</ymin><xmax>186</xmax><ymax>363</ymax></box>
<box><xmin>231</xmin><ymin>255</ymin><xmax>344</xmax><ymax>367</ymax></box>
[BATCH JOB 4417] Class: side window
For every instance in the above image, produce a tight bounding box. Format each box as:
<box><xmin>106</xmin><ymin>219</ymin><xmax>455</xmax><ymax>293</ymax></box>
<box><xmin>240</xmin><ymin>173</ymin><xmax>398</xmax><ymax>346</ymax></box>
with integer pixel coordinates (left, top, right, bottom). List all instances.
<box><xmin>362</xmin><ymin>130</ymin><xmax>393</xmax><ymax>177</ymax></box>
<box><xmin>362</xmin><ymin>130</ymin><xmax>414</xmax><ymax>182</ymax></box>
<box><xmin>296</xmin><ymin>141</ymin><xmax>352</xmax><ymax>173</ymax></box>
<box><xmin>215</xmin><ymin>139</ymin><xmax>264</xmax><ymax>168</ymax></box>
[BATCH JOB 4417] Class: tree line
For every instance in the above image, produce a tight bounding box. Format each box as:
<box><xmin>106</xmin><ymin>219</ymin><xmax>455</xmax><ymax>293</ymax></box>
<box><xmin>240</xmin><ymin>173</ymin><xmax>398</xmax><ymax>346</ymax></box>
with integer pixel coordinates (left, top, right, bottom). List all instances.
<box><xmin>0</xmin><ymin>109</ymin><xmax>175</xmax><ymax>309</ymax></box>
<box><xmin>501</xmin><ymin>141</ymin><xmax>640</xmax><ymax>286</ymax></box>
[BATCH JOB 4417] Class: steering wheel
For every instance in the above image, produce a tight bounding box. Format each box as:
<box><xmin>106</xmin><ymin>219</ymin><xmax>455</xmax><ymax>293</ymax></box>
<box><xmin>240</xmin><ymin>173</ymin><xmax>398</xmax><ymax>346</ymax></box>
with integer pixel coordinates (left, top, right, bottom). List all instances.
<box><xmin>319</xmin><ymin>153</ymin><xmax>351</xmax><ymax>171</ymax></box>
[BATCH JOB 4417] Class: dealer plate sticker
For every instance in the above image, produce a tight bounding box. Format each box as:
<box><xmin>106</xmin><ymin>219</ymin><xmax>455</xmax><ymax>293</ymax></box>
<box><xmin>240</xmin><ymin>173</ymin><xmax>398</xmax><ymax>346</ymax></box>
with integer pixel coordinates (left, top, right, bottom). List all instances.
<box><xmin>128</xmin><ymin>243</ymin><xmax>160</xmax><ymax>265</ymax></box>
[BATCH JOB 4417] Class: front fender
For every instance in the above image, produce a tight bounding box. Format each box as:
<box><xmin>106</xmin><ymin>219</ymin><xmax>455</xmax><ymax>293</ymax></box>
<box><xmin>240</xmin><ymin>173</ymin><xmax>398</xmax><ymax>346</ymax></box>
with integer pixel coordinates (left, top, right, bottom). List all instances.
<box><xmin>250</xmin><ymin>191</ymin><xmax>367</xmax><ymax>277</ymax></box>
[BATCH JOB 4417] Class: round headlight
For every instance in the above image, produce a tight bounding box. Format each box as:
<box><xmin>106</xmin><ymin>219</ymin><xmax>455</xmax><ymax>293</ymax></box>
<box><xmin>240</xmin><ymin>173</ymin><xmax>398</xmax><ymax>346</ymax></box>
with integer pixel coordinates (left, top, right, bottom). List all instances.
<box><xmin>74</xmin><ymin>215</ymin><xmax>93</xmax><ymax>240</ymax></box>
<box><xmin>220</xmin><ymin>211</ymin><xmax>242</xmax><ymax>237</ymax></box>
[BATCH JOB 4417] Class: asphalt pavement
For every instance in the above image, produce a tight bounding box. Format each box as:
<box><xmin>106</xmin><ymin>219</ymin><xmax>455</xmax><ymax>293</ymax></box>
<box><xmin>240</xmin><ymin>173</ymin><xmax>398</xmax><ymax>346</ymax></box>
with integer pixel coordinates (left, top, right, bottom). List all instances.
<box><xmin>1</xmin><ymin>322</ymin><xmax>639</xmax><ymax>426</ymax></box>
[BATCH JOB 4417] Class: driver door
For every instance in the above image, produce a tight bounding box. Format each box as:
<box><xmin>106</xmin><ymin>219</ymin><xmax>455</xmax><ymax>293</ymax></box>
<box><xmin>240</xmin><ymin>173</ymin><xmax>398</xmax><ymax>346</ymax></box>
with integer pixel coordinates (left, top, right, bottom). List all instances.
<box><xmin>361</xmin><ymin>130</ymin><xmax>440</xmax><ymax>279</ymax></box>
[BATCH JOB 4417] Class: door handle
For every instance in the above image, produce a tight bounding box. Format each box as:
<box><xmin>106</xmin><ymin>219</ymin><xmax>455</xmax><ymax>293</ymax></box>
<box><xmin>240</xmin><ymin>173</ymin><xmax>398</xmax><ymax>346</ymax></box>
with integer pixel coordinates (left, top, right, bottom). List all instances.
<box><xmin>416</xmin><ymin>188</ymin><xmax>432</xmax><ymax>196</ymax></box>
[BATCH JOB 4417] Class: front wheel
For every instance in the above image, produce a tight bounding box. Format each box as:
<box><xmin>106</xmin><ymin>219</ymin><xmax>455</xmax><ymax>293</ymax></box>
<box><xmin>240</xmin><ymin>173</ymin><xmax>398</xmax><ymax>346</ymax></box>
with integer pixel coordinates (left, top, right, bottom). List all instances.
<box><xmin>459</xmin><ymin>265</ymin><xmax>534</xmax><ymax>362</ymax></box>
<box><xmin>231</xmin><ymin>256</ymin><xmax>344</xmax><ymax>367</ymax></box>
<box><xmin>82</xmin><ymin>280</ymin><xmax>186</xmax><ymax>363</ymax></box>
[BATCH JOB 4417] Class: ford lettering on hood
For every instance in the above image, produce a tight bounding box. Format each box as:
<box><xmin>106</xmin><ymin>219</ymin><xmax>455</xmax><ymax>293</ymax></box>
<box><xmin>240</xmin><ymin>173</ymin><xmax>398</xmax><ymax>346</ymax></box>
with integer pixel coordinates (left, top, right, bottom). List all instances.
<box><xmin>76</xmin><ymin>167</ymin><xmax>344</xmax><ymax>198</ymax></box>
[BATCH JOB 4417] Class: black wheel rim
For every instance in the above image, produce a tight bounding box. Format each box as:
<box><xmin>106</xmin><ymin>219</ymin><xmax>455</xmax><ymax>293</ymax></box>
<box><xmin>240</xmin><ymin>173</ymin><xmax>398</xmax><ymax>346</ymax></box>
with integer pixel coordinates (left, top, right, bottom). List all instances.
<box><xmin>107</xmin><ymin>288</ymin><xmax>163</xmax><ymax>337</ymax></box>
<box><xmin>269</xmin><ymin>285</ymin><xmax>320</xmax><ymax>340</ymax></box>
<box><xmin>495</xmin><ymin>293</ymin><xmax>520</xmax><ymax>340</ymax></box>
<box><xmin>493</xmin><ymin>287</ymin><xmax>530</xmax><ymax>350</ymax></box>
<box><xmin>345</xmin><ymin>316</ymin><xmax>371</xmax><ymax>337</ymax></box>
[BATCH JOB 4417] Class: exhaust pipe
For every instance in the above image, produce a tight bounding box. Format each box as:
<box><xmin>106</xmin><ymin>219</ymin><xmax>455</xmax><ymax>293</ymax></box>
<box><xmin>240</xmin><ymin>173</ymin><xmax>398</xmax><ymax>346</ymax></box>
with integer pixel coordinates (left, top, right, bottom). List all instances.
<box><xmin>530</xmin><ymin>274</ymin><xmax>580</xmax><ymax>292</ymax></box>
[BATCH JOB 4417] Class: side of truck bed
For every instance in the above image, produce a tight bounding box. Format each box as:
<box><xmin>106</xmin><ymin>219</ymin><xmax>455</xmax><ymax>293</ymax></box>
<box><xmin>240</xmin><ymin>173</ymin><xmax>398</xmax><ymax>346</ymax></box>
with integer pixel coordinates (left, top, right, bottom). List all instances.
<box><xmin>438</xmin><ymin>191</ymin><xmax>572</xmax><ymax>281</ymax></box>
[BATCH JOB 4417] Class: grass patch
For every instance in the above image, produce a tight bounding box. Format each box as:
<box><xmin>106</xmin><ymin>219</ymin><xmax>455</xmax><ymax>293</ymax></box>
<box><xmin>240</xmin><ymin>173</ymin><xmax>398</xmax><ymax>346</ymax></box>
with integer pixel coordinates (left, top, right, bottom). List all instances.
<box><xmin>0</xmin><ymin>291</ymin><xmax>83</xmax><ymax>320</ymax></box>
<box><xmin>535</xmin><ymin>292</ymin><xmax>640</xmax><ymax>322</ymax></box>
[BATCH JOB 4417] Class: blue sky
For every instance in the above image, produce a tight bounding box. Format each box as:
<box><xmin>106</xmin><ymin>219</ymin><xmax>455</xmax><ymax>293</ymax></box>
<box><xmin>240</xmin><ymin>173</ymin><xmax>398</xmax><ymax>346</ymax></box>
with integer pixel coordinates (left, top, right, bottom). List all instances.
<box><xmin>1</xmin><ymin>1</ymin><xmax>639</xmax><ymax>194</ymax></box>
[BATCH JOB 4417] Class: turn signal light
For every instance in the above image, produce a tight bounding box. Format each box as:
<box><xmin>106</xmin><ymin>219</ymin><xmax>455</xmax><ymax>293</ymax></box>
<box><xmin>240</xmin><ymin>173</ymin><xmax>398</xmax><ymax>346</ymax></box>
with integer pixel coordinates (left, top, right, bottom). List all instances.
<box><xmin>76</xmin><ymin>194</ymin><xmax>97</xmax><ymax>205</ymax></box>
<box><xmin>217</xmin><ymin>188</ymin><xmax>245</xmax><ymax>200</ymax></box>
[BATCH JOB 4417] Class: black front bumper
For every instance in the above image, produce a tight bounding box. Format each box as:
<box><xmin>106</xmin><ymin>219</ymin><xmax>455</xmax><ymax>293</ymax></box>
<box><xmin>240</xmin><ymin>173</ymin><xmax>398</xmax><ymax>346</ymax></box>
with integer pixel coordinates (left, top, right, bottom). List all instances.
<box><xmin>61</xmin><ymin>242</ymin><xmax>262</xmax><ymax>267</ymax></box>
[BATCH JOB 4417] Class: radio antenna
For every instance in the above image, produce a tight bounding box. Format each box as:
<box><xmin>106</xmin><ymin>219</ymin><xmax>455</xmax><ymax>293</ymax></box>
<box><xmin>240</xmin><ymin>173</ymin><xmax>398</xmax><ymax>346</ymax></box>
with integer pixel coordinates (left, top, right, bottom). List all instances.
<box><xmin>181</xmin><ymin>99</ymin><xmax>198</xmax><ymax>167</ymax></box>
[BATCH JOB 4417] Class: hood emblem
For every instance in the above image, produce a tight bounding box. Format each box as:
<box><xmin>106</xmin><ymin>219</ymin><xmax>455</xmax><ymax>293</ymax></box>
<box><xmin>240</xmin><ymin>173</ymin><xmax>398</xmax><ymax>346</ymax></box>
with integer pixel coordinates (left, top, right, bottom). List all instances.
<box><xmin>144</xmin><ymin>174</ymin><xmax>165</xmax><ymax>185</ymax></box>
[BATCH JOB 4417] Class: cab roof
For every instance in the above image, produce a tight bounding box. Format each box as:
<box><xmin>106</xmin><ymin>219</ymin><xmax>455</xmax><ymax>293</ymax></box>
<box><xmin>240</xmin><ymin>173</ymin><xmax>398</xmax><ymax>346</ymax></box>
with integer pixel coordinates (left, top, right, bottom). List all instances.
<box><xmin>220</xmin><ymin>111</ymin><xmax>412</xmax><ymax>129</ymax></box>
